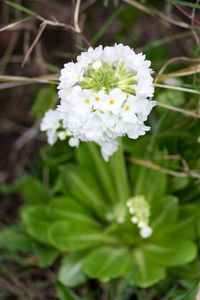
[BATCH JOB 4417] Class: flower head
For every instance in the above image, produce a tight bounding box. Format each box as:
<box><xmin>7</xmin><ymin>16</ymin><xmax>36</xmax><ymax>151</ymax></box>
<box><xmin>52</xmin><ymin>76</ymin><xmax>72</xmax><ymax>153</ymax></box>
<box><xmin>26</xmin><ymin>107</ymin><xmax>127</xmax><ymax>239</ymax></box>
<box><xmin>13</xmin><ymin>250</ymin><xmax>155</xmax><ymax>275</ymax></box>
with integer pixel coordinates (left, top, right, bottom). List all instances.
<box><xmin>127</xmin><ymin>196</ymin><xmax>153</xmax><ymax>238</ymax></box>
<box><xmin>41</xmin><ymin>44</ymin><xmax>156</xmax><ymax>160</ymax></box>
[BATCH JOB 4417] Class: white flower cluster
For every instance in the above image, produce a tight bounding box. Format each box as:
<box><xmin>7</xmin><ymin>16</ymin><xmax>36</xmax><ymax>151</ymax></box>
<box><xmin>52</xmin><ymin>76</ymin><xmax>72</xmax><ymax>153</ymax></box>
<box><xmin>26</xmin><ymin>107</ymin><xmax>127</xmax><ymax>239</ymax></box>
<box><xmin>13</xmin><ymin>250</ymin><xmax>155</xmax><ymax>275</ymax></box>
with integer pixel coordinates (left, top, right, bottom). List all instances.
<box><xmin>127</xmin><ymin>196</ymin><xmax>153</xmax><ymax>238</ymax></box>
<box><xmin>40</xmin><ymin>109</ymin><xmax>68</xmax><ymax>145</ymax></box>
<box><xmin>41</xmin><ymin>44</ymin><xmax>156</xmax><ymax>160</ymax></box>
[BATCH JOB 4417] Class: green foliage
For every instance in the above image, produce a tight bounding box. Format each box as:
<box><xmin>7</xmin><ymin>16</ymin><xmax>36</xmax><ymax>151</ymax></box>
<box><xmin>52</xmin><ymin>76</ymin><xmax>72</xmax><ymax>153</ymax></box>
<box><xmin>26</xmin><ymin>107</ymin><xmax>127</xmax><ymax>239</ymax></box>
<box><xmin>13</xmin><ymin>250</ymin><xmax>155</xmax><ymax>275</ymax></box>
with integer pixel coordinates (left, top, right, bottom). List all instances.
<box><xmin>15</xmin><ymin>175</ymin><xmax>50</xmax><ymax>204</ymax></box>
<box><xmin>21</xmin><ymin>206</ymin><xmax>54</xmax><ymax>245</ymax></box>
<box><xmin>0</xmin><ymin>226</ymin><xmax>33</xmax><ymax>253</ymax></box>
<box><xmin>83</xmin><ymin>247</ymin><xmax>131</xmax><ymax>282</ymax></box>
<box><xmin>41</xmin><ymin>141</ymin><xmax>73</xmax><ymax>166</ymax></box>
<box><xmin>1</xmin><ymin>140</ymin><xmax>198</xmax><ymax>293</ymax></box>
<box><xmin>56</xmin><ymin>283</ymin><xmax>83</xmax><ymax>300</ymax></box>
<box><xmin>157</xmin><ymin>89</ymin><xmax>185</xmax><ymax>107</ymax></box>
<box><xmin>58</xmin><ymin>254</ymin><xmax>86</xmax><ymax>287</ymax></box>
<box><xmin>6</xmin><ymin>0</ymin><xmax>37</xmax><ymax>16</ymax></box>
<box><xmin>2</xmin><ymin>0</ymin><xmax>200</xmax><ymax>299</ymax></box>
<box><xmin>33</xmin><ymin>243</ymin><xmax>59</xmax><ymax>267</ymax></box>
<box><xmin>0</xmin><ymin>225</ymin><xmax>58</xmax><ymax>267</ymax></box>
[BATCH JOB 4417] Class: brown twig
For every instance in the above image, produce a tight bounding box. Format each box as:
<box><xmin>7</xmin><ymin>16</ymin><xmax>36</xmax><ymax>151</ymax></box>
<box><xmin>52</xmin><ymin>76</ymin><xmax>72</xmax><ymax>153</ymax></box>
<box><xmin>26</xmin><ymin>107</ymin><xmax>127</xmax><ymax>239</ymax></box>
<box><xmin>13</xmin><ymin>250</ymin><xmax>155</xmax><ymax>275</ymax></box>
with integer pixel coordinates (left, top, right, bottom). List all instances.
<box><xmin>156</xmin><ymin>64</ymin><xmax>200</xmax><ymax>82</ymax></box>
<box><xmin>0</xmin><ymin>74</ymin><xmax>59</xmax><ymax>84</ymax></box>
<box><xmin>74</xmin><ymin>0</ymin><xmax>82</xmax><ymax>33</ymax></box>
<box><xmin>174</xmin><ymin>4</ymin><xmax>200</xmax><ymax>25</ymax></box>
<box><xmin>0</xmin><ymin>17</ymin><xmax>33</xmax><ymax>32</ymax></box>
<box><xmin>156</xmin><ymin>102</ymin><xmax>200</xmax><ymax>119</ymax></box>
<box><xmin>154</xmin><ymin>83</ymin><xmax>200</xmax><ymax>96</ymax></box>
<box><xmin>128</xmin><ymin>156</ymin><xmax>200</xmax><ymax>179</ymax></box>
<box><xmin>22</xmin><ymin>22</ymin><xmax>47</xmax><ymax>67</ymax></box>
<box><xmin>123</xmin><ymin>0</ymin><xmax>194</xmax><ymax>29</ymax></box>
<box><xmin>155</xmin><ymin>56</ymin><xmax>200</xmax><ymax>82</ymax></box>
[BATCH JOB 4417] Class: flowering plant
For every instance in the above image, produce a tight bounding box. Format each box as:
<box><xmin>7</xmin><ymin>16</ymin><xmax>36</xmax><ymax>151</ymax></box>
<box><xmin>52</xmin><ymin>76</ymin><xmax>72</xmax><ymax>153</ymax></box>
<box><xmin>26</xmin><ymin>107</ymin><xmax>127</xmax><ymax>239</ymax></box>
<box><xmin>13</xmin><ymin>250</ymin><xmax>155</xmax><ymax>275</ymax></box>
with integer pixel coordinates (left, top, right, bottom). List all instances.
<box><xmin>28</xmin><ymin>45</ymin><xmax>198</xmax><ymax>293</ymax></box>
<box><xmin>1</xmin><ymin>44</ymin><xmax>199</xmax><ymax>299</ymax></box>
<box><xmin>41</xmin><ymin>44</ymin><xmax>156</xmax><ymax>160</ymax></box>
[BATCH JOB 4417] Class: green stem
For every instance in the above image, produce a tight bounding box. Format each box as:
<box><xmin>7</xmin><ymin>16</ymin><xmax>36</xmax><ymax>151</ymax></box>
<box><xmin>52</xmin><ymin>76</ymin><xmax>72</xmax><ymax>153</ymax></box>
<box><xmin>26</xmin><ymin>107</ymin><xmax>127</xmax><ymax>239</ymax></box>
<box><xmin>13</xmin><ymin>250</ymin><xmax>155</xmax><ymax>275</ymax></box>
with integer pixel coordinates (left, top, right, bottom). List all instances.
<box><xmin>86</xmin><ymin>143</ymin><xmax>117</xmax><ymax>203</ymax></box>
<box><xmin>109</xmin><ymin>140</ymin><xmax>130</xmax><ymax>203</ymax></box>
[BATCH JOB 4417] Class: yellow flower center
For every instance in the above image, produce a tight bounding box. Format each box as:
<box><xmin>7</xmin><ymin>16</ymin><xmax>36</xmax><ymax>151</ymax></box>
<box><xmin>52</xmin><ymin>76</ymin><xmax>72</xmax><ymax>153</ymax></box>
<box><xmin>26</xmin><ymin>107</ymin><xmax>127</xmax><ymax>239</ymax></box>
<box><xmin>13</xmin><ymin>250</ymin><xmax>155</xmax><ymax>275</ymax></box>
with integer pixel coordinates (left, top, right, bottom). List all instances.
<box><xmin>84</xmin><ymin>98</ymin><xmax>90</xmax><ymax>105</ymax></box>
<box><xmin>109</xmin><ymin>99</ymin><xmax>115</xmax><ymax>105</ymax></box>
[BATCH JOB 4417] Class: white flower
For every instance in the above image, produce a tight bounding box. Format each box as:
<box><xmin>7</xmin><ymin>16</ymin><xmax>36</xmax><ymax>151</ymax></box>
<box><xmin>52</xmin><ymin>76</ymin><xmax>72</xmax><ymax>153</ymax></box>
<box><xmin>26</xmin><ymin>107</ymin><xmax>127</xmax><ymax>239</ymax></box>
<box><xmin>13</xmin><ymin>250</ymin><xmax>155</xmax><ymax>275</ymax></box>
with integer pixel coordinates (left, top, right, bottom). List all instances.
<box><xmin>68</xmin><ymin>137</ymin><xmax>79</xmax><ymax>147</ymax></box>
<box><xmin>57</xmin><ymin>131</ymin><xmax>67</xmax><ymax>140</ymax></box>
<box><xmin>114</xmin><ymin>43</ymin><xmax>134</xmax><ymax>60</ymax></box>
<box><xmin>72</xmin><ymin>88</ymin><xmax>93</xmax><ymax>114</ymax></box>
<box><xmin>58</xmin><ymin>63</ymin><xmax>84</xmax><ymax>101</ymax></box>
<box><xmin>99</xmin><ymin>140</ymin><xmax>119</xmax><ymax>161</ymax></box>
<box><xmin>77</xmin><ymin>45</ymin><xmax>103</xmax><ymax>67</ymax></box>
<box><xmin>121</xmin><ymin>96</ymin><xmax>138</xmax><ymax>123</ymax></box>
<box><xmin>140</xmin><ymin>226</ymin><xmax>153</xmax><ymax>238</ymax></box>
<box><xmin>41</xmin><ymin>44</ymin><xmax>156</xmax><ymax>160</ymax></box>
<box><xmin>127</xmin><ymin>196</ymin><xmax>153</xmax><ymax>239</ymax></box>
<box><xmin>58</xmin><ymin>62</ymin><xmax>83</xmax><ymax>88</ymax></box>
<box><xmin>40</xmin><ymin>109</ymin><xmax>68</xmax><ymax>145</ymax></box>
<box><xmin>101</xmin><ymin>46</ymin><xmax>119</xmax><ymax>63</ymax></box>
<box><xmin>98</xmin><ymin>88</ymin><xmax>126</xmax><ymax>114</ymax></box>
<box><xmin>40</xmin><ymin>109</ymin><xmax>60</xmax><ymax>145</ymax></box>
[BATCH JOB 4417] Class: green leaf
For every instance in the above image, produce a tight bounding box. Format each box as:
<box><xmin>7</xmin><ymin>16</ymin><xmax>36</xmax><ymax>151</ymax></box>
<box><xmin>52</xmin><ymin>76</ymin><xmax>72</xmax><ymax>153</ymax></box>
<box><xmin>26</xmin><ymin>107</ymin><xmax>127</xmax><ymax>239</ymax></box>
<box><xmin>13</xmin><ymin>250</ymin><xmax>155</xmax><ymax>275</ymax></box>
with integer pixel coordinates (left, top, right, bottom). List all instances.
<box><xmin>56</xmin><ymin>283</ymin><xmax>83</xmax><ymax>300</ymax></box>
<box><xmin>34</xmin><ymin>243</ymin><xmax>59</xmax><ymax>267</ymax></box>
<box><xmin>31</xmin><ymin>86</ymin><xmax>57</xmax><ymax>117</ymax></box>
<box><xmin>109</xmin><ymin>143</ymin><xmax>130</xmax><ymax>203</ymax></box>
<box><xmin>144</xmin><ymin>237</ymin><xmax>197</xmax><ymax>267</ymax></box>
<box><xmin>170</xmin><ymin>177</ymin><xmax>189</xmax><ymax>192</ymax></box>
<box><xmin>151</xmin><ymin>195</ymin><xmax>179</xmax><ymax>233</ymax></box>
<box><xmin>48</xmin><ymin>197</ymin><xmax>99</xmax><ymax>226</ymax></box>
<box><xmin>169</xmin><ymin>204</ymin><xmax>200</xmax><ymax>239</ymax></box>
<box><xmin>40</xmin><ymin>141</ymin><xmax>73</xmax><ymax>166</ymax></box>
<box><xmin>60</xmin><ymin>165</ymin><xmax>108</xmax><ymax>219</ymax></box>
<box><xmin>105</xmin><ymin>221</ymin><xmax>138</xmax><ymax>246</ymax></box>
<box><xmin>21</xmin><ymin>206</ymin><xmax>53</xmax><ymax>245</ymax></box>
<box><xmin>131</xmin><ymin>162</ymin><xmax>167</xmax><ymax>207</ymax></box>
<box><xmin>83</xmin><ymin>246</ymin><xmax>131</xmax><ymax>281</ymax></box>
<box><xmin>6</xmin><ymin>0</ymin><xmax>37</xmax><ymax>16</ymax></box>
<box><xmin>49</xmin><ymin>220</ymin><xmax>118</xmax><ymax>251</ymax></box>
<box><xmin>169</xmin><ymin>260</ymin><xmax>200</xmax><ymax>282</ymax></box>
<box><xmin>128</xmin><ymin>140</ymin><xmax>167</xmax><ymax>206</ymax></box>
<box><xmin>0</xmin><ymin>226</ymin><xmax>33</xmax><ymax>252</ymax></box>
<box><xmin>15</xmin><ymin>176</ymin><xmax>50</xmax><ymax>204</ymax></box>
<box><xmin>58</xmin><ymin>254</ymin><xmax>86</xmax><ymax>287</ymax></box>
<box><xmin>132</xmin><ymin>250</ymin><xmax>166</xmax><ymax>288</ymax></box>
<box><xmin>76</xmin><ymin>143</ymin><xmax>117</xmax><ymax>203</ymax></box>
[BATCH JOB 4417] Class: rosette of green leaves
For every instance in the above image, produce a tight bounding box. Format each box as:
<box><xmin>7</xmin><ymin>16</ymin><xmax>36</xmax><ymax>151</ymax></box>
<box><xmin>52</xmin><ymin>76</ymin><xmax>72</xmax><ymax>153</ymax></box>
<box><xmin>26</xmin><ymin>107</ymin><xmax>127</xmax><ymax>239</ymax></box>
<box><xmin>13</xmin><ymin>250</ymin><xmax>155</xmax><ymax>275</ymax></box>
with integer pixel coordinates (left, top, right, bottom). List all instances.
<box><xmin>18</xmin><ymin>141</ymin><xmax>199</xmax><ymax>289</ymax></box>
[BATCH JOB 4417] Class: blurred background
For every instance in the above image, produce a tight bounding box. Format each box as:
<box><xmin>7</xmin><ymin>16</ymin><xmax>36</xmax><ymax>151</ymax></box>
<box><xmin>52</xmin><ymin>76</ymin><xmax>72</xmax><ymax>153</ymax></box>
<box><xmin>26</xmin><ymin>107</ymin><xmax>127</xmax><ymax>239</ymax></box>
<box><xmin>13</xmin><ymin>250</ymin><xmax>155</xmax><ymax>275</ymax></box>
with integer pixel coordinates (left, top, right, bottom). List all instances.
<box><xmin>0</xmin><ymin>0</ymin><xmax>200</xmax><ymax>299</ymax></box>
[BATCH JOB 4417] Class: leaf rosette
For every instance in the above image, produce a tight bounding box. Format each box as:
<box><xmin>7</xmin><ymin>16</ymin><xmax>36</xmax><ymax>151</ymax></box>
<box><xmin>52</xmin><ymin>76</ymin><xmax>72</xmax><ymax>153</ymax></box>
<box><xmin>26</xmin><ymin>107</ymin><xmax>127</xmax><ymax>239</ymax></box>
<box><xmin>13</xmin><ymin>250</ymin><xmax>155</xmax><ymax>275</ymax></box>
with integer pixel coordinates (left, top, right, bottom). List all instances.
<box><xmin>19</xmin><ymin>141</ymin><xmax>198</xmax><ymax>288</ymax></box>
